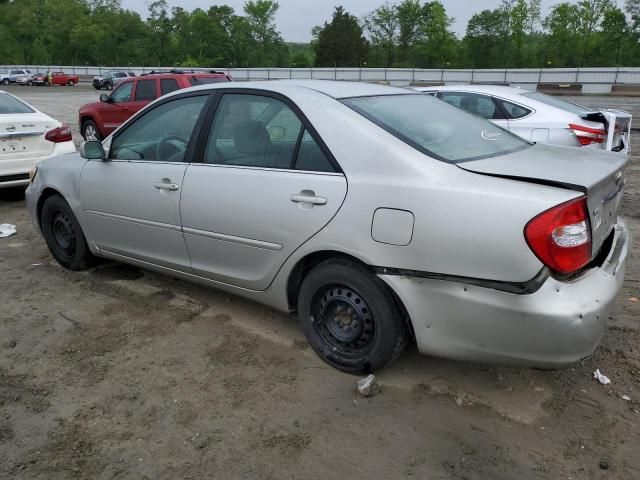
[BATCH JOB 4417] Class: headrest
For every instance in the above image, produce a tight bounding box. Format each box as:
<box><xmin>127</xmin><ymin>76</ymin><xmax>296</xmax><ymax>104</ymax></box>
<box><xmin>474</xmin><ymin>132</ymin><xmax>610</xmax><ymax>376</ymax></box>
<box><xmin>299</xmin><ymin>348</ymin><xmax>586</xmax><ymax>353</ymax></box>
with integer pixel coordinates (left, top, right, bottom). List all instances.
<box><xmin>233</xmin><ymin>120</ymin><xmax>272</xmax><ymax>155</ymax></box>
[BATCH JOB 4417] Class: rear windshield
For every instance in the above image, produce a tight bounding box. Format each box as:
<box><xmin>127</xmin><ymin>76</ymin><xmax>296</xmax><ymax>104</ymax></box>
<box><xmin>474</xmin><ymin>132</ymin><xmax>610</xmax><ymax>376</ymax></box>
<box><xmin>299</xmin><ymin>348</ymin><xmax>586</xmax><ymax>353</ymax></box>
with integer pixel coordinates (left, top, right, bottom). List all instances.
<box><xmin>521</xmin><ymin>91</ymin><xmax>589</xmax><ymax>115</ymax></box>
<box><xmin>0</xmin><ymin>93</ymin><xmax>35</xmax><ymax>114</ymax></box>
<box><xmin>189</xmin><ymin>76</ymin><xmax>229</xmax><ymax>86</ymax></box>
<box><xmin>342</xmin><ymin>94</ymin><xmax>529</xmax><ymax>163</ymax></box>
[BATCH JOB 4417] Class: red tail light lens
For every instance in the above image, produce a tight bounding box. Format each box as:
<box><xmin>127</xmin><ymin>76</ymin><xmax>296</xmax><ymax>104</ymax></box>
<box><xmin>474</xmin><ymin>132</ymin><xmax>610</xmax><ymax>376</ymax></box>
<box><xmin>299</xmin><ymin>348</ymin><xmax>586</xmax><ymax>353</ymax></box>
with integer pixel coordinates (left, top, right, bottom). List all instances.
<box><xmin>45</xmin><ymin>125</ymin><xmax>72</xmax><ymax>143</ymax></box>
<box><xmin>569</xmin><ymin>123</ymin><xmax>606</xmax><ymax>146</ymax></box>
<box><xmin>524</xmin><ymin>196</ymin><xmax>592</xmax><ymax>274</ymax></box>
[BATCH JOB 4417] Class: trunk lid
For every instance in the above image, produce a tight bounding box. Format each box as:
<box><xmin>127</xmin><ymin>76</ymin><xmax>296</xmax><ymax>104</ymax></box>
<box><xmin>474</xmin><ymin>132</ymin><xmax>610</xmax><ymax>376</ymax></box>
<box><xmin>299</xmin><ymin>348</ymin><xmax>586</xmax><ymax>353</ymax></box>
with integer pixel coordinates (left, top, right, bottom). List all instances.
<box><xmin>579</xmin><ymin>110</ymin><xmax>632</xmax><ymax>154</ymax></box>
<box><xmin>458</xmin><ymin>143</ymin><xmax>628</xmax><ymax>256</ymax></box>
<box><xmin>0</xmin><ymin>113</ymin><xmax>59</xmax><ymax>159</ymax></box>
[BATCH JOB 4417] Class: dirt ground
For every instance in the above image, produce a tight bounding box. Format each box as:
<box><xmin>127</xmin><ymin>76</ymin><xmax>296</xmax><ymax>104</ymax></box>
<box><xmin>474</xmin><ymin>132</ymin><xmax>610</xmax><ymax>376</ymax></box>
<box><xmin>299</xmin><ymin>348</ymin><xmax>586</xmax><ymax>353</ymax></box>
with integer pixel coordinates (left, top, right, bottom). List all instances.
<box><xmin>0</xmin><ymin>85</ymin><xmax>639</xmax><ymax>480</ymax></box>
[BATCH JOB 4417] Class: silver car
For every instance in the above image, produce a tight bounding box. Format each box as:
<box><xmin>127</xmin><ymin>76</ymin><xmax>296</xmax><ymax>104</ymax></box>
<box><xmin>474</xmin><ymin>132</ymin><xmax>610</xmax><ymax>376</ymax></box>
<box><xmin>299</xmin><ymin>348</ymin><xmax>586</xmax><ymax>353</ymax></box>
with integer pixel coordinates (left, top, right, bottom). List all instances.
<box><xmin>415</xmin><ymin>85</ymin><xmax>632</xmax><ymax>154</ymax></box>
<box><xmin>25</xmin><ymin>80</ymin><xmax>630</xmax><ymax>373</ymax></box>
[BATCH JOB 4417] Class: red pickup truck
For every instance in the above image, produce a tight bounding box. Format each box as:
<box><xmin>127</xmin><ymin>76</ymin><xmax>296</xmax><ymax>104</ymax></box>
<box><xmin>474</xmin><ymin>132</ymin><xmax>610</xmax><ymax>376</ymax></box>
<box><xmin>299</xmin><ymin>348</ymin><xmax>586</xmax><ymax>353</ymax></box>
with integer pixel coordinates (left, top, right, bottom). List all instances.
<box><xmin>50</xmin><ymin>71</ymin><xmax>79</xmax><ymax>86</ymax></box>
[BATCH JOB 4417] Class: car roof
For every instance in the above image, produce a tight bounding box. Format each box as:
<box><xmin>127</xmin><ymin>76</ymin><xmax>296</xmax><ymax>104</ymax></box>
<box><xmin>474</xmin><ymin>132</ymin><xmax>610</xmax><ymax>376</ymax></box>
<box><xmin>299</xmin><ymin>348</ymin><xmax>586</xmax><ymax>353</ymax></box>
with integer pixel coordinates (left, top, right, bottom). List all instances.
<box><xmin>416</xmin><ymin>84</ymin><xmax>532</xmax><ymax>97</ymax></box>
<box><xmin>179</xmin><ymin>79</ymin><xmax>413</xmax><ymax>100</ymax></box>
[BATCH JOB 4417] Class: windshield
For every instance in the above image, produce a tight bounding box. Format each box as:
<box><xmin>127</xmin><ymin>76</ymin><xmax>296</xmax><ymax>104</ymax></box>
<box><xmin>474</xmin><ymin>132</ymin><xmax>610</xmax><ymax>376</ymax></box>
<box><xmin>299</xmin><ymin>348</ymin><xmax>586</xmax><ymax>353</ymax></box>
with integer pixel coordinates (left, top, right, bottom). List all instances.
<box><xmin>521</xmin><ymin>91</ymin><xmax>589</xmax><ymax>115</ymax></box>
<box><xmin>342</xmin><ymin>94</ymin><xmax>530</xmax><ymax>163</ymax></box>
<box><xmin>0</xmin><ymin>93</ymin><xmax>35</xmax><ymax>114</ymax></box>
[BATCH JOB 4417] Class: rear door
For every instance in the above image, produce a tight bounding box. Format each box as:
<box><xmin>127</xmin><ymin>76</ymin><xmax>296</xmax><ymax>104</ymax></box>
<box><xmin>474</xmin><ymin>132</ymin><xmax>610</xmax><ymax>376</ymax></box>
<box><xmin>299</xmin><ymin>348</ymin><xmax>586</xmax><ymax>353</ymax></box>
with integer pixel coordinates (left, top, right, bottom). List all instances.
<box><xmin>493</xmin><ymin>97</ymin><xmax>535</xmax><ymax>141</ymax></box>
<box><xmin>180</xmin><ymin>91</ymin><xmax>347</xmax><ymax>290</ymax></box>
<box><xmin>438</xmin><ymin>91</ymin><xmax>509</xmax><ymax>129</ymax></box>
<box><xmin>130</xmin><ymin>78</ymin><xmax>158</xmax><ymax>115</ymax></box>
<box><xmin>80</xmin><ymin>92</ymin><xmax>210</xmax><ymax>270</ymax></box>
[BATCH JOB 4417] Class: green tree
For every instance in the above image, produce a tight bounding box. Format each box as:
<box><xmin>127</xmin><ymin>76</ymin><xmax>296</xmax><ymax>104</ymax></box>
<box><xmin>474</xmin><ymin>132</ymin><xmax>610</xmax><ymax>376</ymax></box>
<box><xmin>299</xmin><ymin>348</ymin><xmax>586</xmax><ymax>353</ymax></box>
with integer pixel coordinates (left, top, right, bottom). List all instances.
<box><xmin>364</xmin><ymin>2</ymin><xmax>398</xmax><ymax>67</ymax></box>
<box><xmin>416</xmin><ymin>1</ymin><xmax>457</xmax><ymax>67</ymax></box>
<box><xmin>244</xmin><ymin>0</ymin><xmax>286</xmax><ymax>66</ymax></box>
<box><xmin>313</xmin><ymin>6</ymin><xmax>369</xmax><ymax>67</ymax></box>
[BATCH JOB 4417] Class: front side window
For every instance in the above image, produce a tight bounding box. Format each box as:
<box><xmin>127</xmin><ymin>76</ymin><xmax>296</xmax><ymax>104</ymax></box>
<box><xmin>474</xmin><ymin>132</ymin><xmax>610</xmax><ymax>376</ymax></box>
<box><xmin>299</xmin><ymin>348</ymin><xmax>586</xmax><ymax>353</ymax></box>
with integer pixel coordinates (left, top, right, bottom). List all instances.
<box><xmin>204</xmin><ymin>94</ymin><xmax>304</xmax><ymax>169</ymax></box>
<box><xmin>440</xmin><ymin>92</ymin><xmax>502</xmax><ymax>120</ymax></box>
<box><xmin>109</xmin><ymin>95</ymin><xmax>208</xmax><ymax>162</ymax></box>
<box><xmin>135</xmin><ymin>79</ymin><xmax>157</xmax><ymax>101</ymax></box>
<box><xmin>342</xmin><ymin>94</ymin><xmax>530</xmax><ymax>163</ymax></box>
<box><xmin>111</xmin><ymin>82</ymin><xmax>133</xmax><ymax>103</ymax></box>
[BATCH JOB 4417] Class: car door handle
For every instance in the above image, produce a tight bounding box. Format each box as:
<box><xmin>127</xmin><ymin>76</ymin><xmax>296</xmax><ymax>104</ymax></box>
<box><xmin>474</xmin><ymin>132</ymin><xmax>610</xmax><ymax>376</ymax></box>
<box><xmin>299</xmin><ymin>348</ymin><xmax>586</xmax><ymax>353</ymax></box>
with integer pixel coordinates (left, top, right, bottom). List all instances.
<box><xmin>154</xmin><ymin>182</ymin><xmax>179</xmax><ymax>191</ymax></box>
<box><xmin>290</xmin><ymin>192</ymin><xmax>327</xmax><ymax>205</ymax></box>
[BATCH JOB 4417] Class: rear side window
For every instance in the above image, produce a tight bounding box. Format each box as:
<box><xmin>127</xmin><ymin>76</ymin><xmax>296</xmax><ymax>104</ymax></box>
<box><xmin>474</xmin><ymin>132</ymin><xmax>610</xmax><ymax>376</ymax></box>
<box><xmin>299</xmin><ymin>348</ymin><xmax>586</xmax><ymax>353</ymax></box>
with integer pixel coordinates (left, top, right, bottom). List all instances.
<box><xmin>189</xmin><ymin>76</ymin><xmax>229</xmax><ymax>86</ymax></box>
<box><xmin>0</xmin><ymin>93</ymin><xmax>35</xmax><ymax>114</ymax></box>
<box><xmin>295</xmin><ymin>130</ymin><xmax>335</xmax><ymax>172</ymax></box>
<box><xmin>135</xmin><ymin>79</ymin><xmax>157</xmax><ymax>101</ymax></box>
<box><xmin>342</xmin><ymin>94</ymin><xmax>530</xmax><ymax>163</ymax></box>
<box><xmin>497</xmin><ymin>99</ymin><xmax>531</xmax><ymax>119</ymax></box>
<box><xmin>204</xmin><ymin>94</ymin><xmax>303</xmax><ymax>169</ymax></box>
<box><xmin>440</xmin><ymin>92</ymin><xmax>502</xmax><ymax>120</ymax></box>
<box><xmin>160</xmin><ymin>78</ymin><xmax>179</xmax><ymax>96</ymax></box>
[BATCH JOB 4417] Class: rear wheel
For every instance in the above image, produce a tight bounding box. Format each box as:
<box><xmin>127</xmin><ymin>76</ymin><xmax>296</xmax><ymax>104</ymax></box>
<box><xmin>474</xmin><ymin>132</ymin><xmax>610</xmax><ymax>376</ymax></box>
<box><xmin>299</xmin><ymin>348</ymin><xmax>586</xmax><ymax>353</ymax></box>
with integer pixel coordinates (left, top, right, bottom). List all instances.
<box><xmin>81</xmin><ymin>119</ymin><xmax>102</xmax><ymax>141</ymax></box>
<box><xmin>67</xmin><ymin>80</ymin><xmax>73</xmax><ymax>86</ymax></box>
<box><xmin>1</xmin><ymin>79</ymin><xmax>8</xmax><ymax>85</ymax></box>
<box><xmin>27</xmin><ymin>80</ymin><xmax>33</xmax><ymax>86</ymax></box>
<box><xmin>298</xmin><ymin>260</ymin><xmax>408</xmax><ymax>374</ymax></box>
<box><xmin>106</xmin><ymin>82</ymin><xmax>113</xmax><ymax>90</ymax></box>
<box><xmin>41</xmin><ymin>195</ymin><xmax>96</xmax><ymax>271</ymax></box>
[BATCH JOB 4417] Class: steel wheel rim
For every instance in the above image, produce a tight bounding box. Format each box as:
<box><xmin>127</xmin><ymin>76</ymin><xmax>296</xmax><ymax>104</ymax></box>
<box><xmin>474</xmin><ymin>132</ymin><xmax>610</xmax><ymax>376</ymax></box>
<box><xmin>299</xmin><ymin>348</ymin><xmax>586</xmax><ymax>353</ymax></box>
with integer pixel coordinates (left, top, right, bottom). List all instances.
<box><xmin>51</xmin><ymin>211</ymin><xmax>76</xmax><ymax>257</ymax></box>
<box><xmin>311</xmin><ymin>285</ymin><xmax>376</xmax><ymax>357</ymax></box>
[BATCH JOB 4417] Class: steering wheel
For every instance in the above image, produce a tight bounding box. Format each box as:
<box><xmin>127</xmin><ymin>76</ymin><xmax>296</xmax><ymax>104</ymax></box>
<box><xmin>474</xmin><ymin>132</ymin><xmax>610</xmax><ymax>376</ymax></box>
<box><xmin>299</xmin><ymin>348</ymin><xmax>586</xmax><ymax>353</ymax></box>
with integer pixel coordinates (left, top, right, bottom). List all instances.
<box><xmin>155</xmin><ymin>135</ymin><xmax>188</xmax><ymax>161</ymax></box>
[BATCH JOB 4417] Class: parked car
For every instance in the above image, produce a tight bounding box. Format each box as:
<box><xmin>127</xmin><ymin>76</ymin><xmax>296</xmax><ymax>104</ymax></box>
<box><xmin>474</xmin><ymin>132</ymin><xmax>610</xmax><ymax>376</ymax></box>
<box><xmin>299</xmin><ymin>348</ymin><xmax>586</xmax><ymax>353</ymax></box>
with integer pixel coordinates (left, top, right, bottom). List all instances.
<box><xmin>0</xmin><ymin>89</ymin><xmax>75</xmax><ymax>189</ymax></box>
<box><xmin>49</xmin><ymin>71</ymin><xmax>79</xmax><ymax>86</ymax></box>
<box><xmin>16</xmin><ymin>73</ymin><xmax>40</xmax><ymax>86</ymax></box>
<box><xmin>78</xmin><ymin>70</ymin><xmax>232</xmax><ymax>140</ymax></box>
<box><xmin>28</xmin><ymin>81</ymin><xmax>629</xmax><ymax>374</ymax></box>
<box><xmin>415</xmin><ymin>85</ymin><xmax>632</xmax><ymax>154</ymax></box>
<box><xmin>92</xmin><ymin>70</ymin><xmax>137</xmax><ymax>90</ymax></box>
<box><xmin>0</xmin><ymin>69</ymin><xmax>32</xmax><ymax>85</ymax></box>
<box><xmin>29</xmin><ymin>73</ymin><xmax>50</xmax><ymax>86</ymax></box>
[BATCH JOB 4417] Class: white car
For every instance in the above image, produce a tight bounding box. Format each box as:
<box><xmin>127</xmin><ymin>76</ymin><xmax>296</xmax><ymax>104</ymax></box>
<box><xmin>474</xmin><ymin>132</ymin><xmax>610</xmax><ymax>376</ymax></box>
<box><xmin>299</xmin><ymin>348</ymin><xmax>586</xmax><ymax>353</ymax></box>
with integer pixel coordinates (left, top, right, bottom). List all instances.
<box><xmin>0</xmin><ymin>90</ymin><xmax>75</xmax><ymax>188</ymax></box>
<box><xmin>414</xmin><ymin>85</ymin><xmax>631</xmax><ymax>154</ymax></box>
<box><xmin>0</xmin><ymin>69</ymin><xmax>32</xmax><ymax>85</ymax></box>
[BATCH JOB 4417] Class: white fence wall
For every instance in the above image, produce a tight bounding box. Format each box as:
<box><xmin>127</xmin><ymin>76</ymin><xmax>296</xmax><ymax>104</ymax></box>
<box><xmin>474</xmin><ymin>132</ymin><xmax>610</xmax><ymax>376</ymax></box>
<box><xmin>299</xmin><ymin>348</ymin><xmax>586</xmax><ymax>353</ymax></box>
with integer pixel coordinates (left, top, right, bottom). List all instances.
<box><xmin>3</xmin><ymin>66</ymin><xmax>640</xmax><ymax>87</ymax></box>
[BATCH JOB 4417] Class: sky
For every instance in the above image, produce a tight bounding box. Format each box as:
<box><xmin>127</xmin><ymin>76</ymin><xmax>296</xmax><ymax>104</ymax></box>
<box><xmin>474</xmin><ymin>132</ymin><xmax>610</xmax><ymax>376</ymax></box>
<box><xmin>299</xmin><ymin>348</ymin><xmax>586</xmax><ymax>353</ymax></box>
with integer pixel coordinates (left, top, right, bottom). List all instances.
<box><xmin>121</xmin><ymin>0</ymin><xmax>627</xmax><ymax>43</ymax></box>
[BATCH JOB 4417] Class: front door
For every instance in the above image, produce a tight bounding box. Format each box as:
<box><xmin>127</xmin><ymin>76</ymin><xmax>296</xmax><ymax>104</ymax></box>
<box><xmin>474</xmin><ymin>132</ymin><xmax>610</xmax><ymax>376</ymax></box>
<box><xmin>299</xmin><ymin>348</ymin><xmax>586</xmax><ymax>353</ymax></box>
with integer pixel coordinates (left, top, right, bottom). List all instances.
<box><xmin>100</xmin><ymin>81</ymin><xmax>135</xmax><ymax>135</ymax></box>
<box><xmin>80</xmin><ymin>93</ymin><xmax>211</xmax><ymax>271</ymax></box>
<box><xmin>180</xmin><ymin>92</ymin><xmax>347</xmax><ymax>290</ymax></box>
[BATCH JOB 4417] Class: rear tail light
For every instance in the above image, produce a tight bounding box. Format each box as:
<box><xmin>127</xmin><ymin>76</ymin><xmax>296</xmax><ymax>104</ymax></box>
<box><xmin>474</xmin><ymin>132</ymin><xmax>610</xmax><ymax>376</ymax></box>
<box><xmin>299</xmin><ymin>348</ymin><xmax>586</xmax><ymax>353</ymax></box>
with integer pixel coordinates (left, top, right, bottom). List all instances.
<box><xmin>524</xmin><ymin>196</ymin><xmax>591</xmax><ymax>274</ymax></box>
<box><xmin>569</xmin><ymin>123</ymin><xmax>606</xmax><ymax>146</ymax></box>
<box><xmin>45</xmin><ymin>125</ymin><xmax>72</xmax><ymax>143</ymax></box>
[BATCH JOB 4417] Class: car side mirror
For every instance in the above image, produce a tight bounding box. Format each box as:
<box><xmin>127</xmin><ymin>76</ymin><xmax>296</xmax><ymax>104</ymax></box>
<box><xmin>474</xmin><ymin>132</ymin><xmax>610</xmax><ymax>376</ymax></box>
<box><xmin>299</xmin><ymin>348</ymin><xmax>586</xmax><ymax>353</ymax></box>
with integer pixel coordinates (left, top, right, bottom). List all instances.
<box><xmin>99</xmin><ymin>93</ymin><xmax>110</xmax><ymax>103</ymax></box>
<box><xmin>79</xmin><ymin>140</ymin><xmax>106</xmax><ymax>161</ymax></box>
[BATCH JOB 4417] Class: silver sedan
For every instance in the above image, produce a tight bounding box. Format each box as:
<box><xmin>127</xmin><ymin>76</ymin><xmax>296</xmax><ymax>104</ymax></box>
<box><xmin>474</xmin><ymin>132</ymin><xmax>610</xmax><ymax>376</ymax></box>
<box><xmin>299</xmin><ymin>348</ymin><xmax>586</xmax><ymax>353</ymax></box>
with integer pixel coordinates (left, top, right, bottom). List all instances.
<box><xmin>415</xmin><ymin>85</ymin><xmax>632</xmax><ymax>154</ymax></box>
<box><xmin>25</xmin><ymin>80</ymin><xmax>630</xmax><ymax>373</ymax></box>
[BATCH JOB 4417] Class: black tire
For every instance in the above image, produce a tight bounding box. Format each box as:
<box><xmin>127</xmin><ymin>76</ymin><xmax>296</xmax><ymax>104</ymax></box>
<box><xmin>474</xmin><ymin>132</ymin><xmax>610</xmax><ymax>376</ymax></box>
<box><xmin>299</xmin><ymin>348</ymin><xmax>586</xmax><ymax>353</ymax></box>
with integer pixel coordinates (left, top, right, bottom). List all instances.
<box><xmin>81</xmin><ymin>119</ymin><xmax>102</xmax><ymax>141</ymax></box>
<box><xmin>93</xmin><ymin>85</ymin><xmax>101</xmax><ymax>90</ymax></box>
<box><xmin>298</xmin><ymin>260</ymin><xmax>408</xmax><ymax>374</ymax></box>
<box><xmin>1</xmin><ymin>79</ymin><xmax>8</xmax><ymax>85</ymax></box>
<box><xmin>28</xmin><ymin>80</ymin><xmax>33</xmax><ymax>86</ymax></box>
<box><xmin>67</xmin><ymin>80</ymin><xmax>73</xmax><ymax>86</ymax></box>
<box><xmin>106</xmin><ymin>82</ymin><xmax>113</xmax><ymax>90</ymax></box>
<box><xmin>40</xmin><ymin>195</ymin><xmax>96</xmax><ymax>271</ymax></box>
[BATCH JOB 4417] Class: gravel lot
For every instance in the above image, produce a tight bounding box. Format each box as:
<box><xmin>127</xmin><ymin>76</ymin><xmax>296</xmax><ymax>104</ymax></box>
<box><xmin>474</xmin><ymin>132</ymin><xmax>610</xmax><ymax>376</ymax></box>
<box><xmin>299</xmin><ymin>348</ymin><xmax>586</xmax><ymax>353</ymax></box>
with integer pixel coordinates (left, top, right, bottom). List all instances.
<box><xmin>1</xmin><ymin>85</ymin><xmax>639</xmax><ymax>480</ymax></box>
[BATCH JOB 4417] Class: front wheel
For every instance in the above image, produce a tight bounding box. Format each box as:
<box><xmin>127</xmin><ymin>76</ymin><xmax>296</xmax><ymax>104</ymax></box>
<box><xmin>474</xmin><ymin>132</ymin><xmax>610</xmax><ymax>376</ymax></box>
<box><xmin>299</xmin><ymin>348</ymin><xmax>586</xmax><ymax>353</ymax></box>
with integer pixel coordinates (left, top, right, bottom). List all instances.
<box><xmin>67</xmin><ymin>80</ymin><xmax>73</xmax><ymax>86</ymax></box>
<box><xmin>298</xmin><ymin>260</ymin><xmax>408</xmax><ymax>374</ymax></box>
<box><xmin>1</xmin><ymin>79</ymin><xmax>8</xmax><ymax>85</ymax></box>
<box><xmin>40</xmin><ymin>195</ymin><xmax>96</xmax><ymax>271</ymax></box>
<box><xmin>81</xmin><ymin>119</ymin><xmax>102</xmax><ymax>141</ymax></box>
